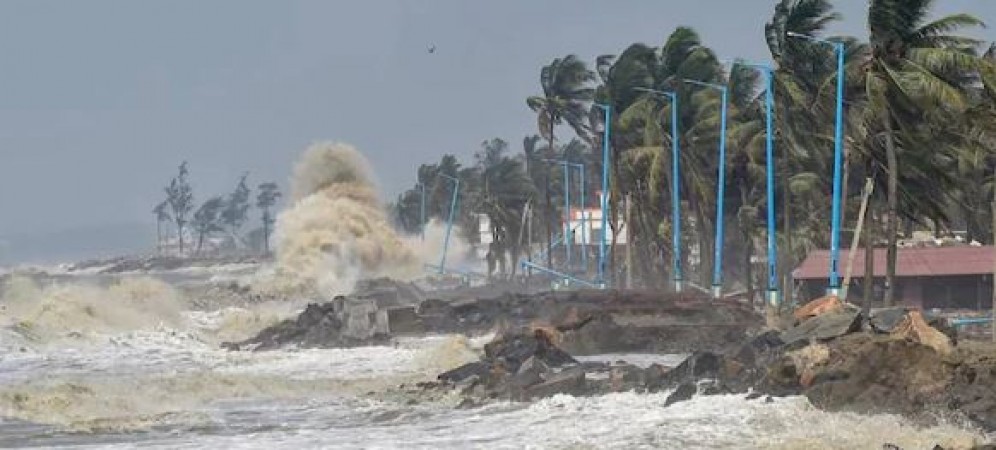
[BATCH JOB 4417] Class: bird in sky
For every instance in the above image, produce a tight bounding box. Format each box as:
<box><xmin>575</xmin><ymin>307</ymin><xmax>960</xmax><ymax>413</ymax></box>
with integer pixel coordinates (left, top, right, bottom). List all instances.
<box><xmin>428</xmin><ymin>44</ymin><xmax>436</xmax><ymax>54</ymax></box>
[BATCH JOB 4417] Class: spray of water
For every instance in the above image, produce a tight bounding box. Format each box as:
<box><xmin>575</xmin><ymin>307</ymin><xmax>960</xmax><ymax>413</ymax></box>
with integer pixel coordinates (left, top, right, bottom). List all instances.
<box><xmin>254</xmin><ymin>142</ymin><xmax>420</xmax><ymax>299</ymax></box>
<box><xmin>0</xmin><ymin>276</ymin><xmax>186</xmax><ymax>344</ymax></box>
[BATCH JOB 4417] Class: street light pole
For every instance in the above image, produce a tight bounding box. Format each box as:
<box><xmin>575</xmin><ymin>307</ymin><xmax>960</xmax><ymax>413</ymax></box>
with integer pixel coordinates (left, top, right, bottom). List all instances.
<box><xmin>438</xmin><ymin>173</ymin><xmax>460</xmax><ymax>274</ymax></box>
<box><xmin>788</xmin><ymin>31</ymin><xmax>846</xmax><ymax>297</ymax></box>
<box><xmin>594</xmin><ymin>103</ymin><xmax>611</xmax><ymax>288</ymax></box>
<box><xmin>570</xmin><ymin>162</ymin><xmax>588</xmax><ymax>273</ymax></box>
<box><xmin>732</xmin><ymin>61</ymin><xmax>780</xmax><ymax>310</ymax></box>
<box><xmin>683</xmin><ymin>79</ymin><xmax>728</xmax><ymax>299</ymax></box>
<box><xmin>634</xmin><ymin>87</ymin><xmax>682</xmax><ymax>293</ymax></box>
<box><xmin>543</xmin><ymin>158</ymin><xmax>575</xmax><ymax>274</ymax></box>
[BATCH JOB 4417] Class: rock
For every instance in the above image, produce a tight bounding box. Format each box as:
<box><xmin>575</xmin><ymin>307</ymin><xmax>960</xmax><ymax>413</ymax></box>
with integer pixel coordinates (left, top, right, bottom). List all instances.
<box><xmin>385</xmin><ymin>306</ymin><xmax>422</xmax><ymax>333</ymax></box>
<box><xmin>869</xmin><ymin>307</ymin><xmax>911</xmax><ymax>333</ymax></box>
<box><xmin>484</xmin><ymin>329</ymin><xmax>577</xmax><ymax>373</ymax></box>
<box><xmin>665</xmin><ymin>382</ymin><xmax>697</xmax><ymax>406</ymax></box>
<box><xmin>511</xmin><ymin>356</ymin><xmax>551</xmax><ymax>388</ymax></box>
<box><xmin>794</xmin><ymin>295</ymin><xmax>844</xmax><ymax>321</ymax></box>
<box><xmin>522</xmin><ymin>366</ymin><xmax>586</xmax><ymax>399</ymax></box>
<box><xmin>439</xmin><ymin>361</ymin><xmax>491</xmax><ymax>384</ymax></box>
<box><xmin>889</xmin><ymin>310</ymin><xmax>952</xmax><ymax>355</ymax></box>
<box><xmin>781</xmin><ymin>309</ymin><xmax>862</xmax><ymax>345</ymax></box>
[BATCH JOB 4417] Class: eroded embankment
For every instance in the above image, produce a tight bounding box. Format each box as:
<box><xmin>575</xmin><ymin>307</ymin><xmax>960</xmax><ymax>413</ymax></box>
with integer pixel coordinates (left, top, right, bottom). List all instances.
<box><xmin>223</xmin><ymin>284</ymin><xmax>762</xmax><ymax>355</ymax></box>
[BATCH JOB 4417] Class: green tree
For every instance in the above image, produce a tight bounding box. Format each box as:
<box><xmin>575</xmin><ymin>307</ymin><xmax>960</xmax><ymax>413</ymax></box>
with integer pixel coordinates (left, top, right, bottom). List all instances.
<box><xmin>256</xmin><ymin>182</ymin><xmax>281</xmax><ymax>255</ymax></box>
<box><xmin>192</xmin><ymin>196</ymin><xmax>225</xmax><ymax>254</ymax></box>
<box><xmin>221</xmin><ymin>173</ymin><xmax>252</xmax><ymax>246</ymax></box>
<box><xmin>863</xmin><ymin>0</ymin><xmax>984</xmax><ymax>306</ymax></box>
<box><xmin>164</xmin><ymin>161</ymin><xmax>194</xmax><ymax>256</ymax></box>
<box><xmin>528</xmin><ymin>55</ymin><xmax>596</xmax><ymax>267</ymax></box>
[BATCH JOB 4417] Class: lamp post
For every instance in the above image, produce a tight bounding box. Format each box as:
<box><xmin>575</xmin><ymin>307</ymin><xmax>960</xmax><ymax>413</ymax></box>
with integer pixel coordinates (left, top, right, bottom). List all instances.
<box><xmin>543</xmin><ymin>159</ymin><xmax>588</xmax><ymax>273</ymax></box>
<box><xmin>593</xmin><ymin>103</ymin><xmax>611</xmax><ymax>288</ymax></box>
<box><xmin>634</xmin><ymin>87</ymin><xmax>682</xmax><ymax>293</ymax></box>
<box><xmin>568</xmin><ymin>162</ymin><xmax>587</xmax><ymax>273</ymax></box>
<box><xmin>731</xmin><ymin>61</ymin><xmax>779</xmax><ymax>310</ymax></box>
<box><xmin>787</xmin><ymin>31</ymin><xmax>845</xmax><ymax>297</ymax></box>
<box><xmin>415</xmin><ymin>182</ymin><xmax>427</xmax><ymax>241</ymax></box>
<box><xmin>682</xmin><ymin>79</ymin><xmax>728</xmax><ymax>299</ymax></box>
<box><xmin>438</xmin><ymin>173</ymin><xmax>460</xmax><ymax>274</ymax></box>
<box><xmin>542</xmin><ymin>158</ymin><xmax>572</xmax><ymax>272</ymax></box>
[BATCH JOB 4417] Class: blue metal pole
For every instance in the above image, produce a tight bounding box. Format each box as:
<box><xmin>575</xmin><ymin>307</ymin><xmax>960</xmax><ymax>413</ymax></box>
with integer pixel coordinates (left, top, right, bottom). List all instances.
<box><xmin>563</xmin><ymin>162</ymin><xmax>571</xmax><ymax>272</ymax></box>
<box><xmin>440</xmin><ymin>175</ymin><xmax>459</xmax><ymax>274</ymax></box>
<box><xmin>577</xmin><ymin>163</ymin><xmax>588</xmax><ymax>272</ymax></box>
<box><xmin>669</xmin><ymin>93</ymin><xmax>682</xmax><ymax>293</ymax></box>
<box><xmin>828</xmin><ymin>42</ymin><xmax>845</xmax><ymax>296</ymax></box>
<box><xmin>762</xmin><ymin>67</ymin><xmax>779</xmax><ymax>308</ymax></box>
<box><xmin>712</xmin><ymin>87</ymin><xmax>728</xmax><ymax>299</ymax></box>
<box><xmin>596</xmin><ymin>104</ymin><xmax>611</xmax><ymax>288</ymax></box>
<box><xmin>786</xmin><ymin>33</ymin><xmax>846</xmax><ymax>298</ymax></box>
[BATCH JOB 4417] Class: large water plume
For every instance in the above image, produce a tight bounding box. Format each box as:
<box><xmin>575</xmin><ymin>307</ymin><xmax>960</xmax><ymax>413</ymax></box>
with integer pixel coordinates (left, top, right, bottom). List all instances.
<box><xmin>258</xmin><ymin>142</ymin><xmax>420</xmax><ymax>298</ymax></box>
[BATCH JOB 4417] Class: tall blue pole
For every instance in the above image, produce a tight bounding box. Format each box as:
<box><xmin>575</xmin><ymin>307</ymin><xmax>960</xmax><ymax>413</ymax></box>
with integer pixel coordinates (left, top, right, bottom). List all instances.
<box><xmin>439</xmin><ymin>174</ymin><xmax>459</xmax><ymax>274</ymax></box>
<box><xmin>787</xmin><ymin>32</ymin><xmax>846</xmax><ymax>298</ymax></box>
<box><xmin>577</xmin><ymin>163</ymin><xmax>588</xmax><ymax>272</ymax></box>
<box><xmin>596</xmin><ymin>104</ymin><xmax>611</xmax><ymax>288</ymax></box>
<box><xmin>713</xmin><ymin>87</ymin><xmax>728</xmax><ymax>299</ymax></box>
<box><xmin>828</xmin><ymin>42</ymin><xmax>845</xmax><ymax>296</ymax></box>
<box><xmin>762</xmin><ymin>67</ymin><xmax>779</xmax><ymax>308</ymax></box>
<box><xmin>635</xmin><ymin>87</ymin><xmax>682</xmax><ymax>292</ymax></box>
<box><xmin>682</xmin><ymin>80</ymin><xmax>729</xmax><ymax>299</ymax></box>
<box><xmin>563</xmin><ymin>162</ymin><xmax>571</xmax><ymax>271</ymax></box>
<box><xmin>669</xmin><ymin>93</ymin><xmax>682</xmax><ymax>293</ymax></box>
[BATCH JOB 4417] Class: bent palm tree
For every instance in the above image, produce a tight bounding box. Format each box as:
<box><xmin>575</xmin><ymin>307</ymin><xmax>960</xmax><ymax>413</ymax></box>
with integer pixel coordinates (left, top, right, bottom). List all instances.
<box><xmin>865</xmin><ymin>0</ymin><xmax>985</xmax><ymax>306</ymax></box>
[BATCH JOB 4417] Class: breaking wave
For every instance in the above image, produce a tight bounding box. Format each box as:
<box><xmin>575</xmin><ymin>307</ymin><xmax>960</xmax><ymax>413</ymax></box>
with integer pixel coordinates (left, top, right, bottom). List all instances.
<box><xmin>257</xmin><ymin>142</ymin><xmax>420</xmax><ymax>299</ymax></box>
<box><xmin>0</xmin><ymin>276</ymin><xmax>185</xmax><ymax>344</ymax></box>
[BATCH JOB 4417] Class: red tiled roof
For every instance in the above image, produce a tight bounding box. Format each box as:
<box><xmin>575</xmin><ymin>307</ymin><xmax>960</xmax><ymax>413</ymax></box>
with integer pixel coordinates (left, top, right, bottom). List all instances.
<box><xmin>793</xmin><ymin>246</ymin><xmax>996</xmax><ymax>280</ymax></box>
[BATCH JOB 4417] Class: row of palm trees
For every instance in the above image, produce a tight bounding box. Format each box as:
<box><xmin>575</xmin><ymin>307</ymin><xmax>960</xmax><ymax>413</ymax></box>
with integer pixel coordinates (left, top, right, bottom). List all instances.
<box><xmin>395</xmin><ymin>0</ymin><xmax>996</xmax><ymax>307</ymax></box>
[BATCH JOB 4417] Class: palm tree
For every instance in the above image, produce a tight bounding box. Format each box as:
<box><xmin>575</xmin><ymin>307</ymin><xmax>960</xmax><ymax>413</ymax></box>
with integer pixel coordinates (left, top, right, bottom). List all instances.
<box><xmin>864</xmin><ymin>0</ymin><xmax>985</xmax><ymax>306</ymax></box>
<box><xmin>619</xmin><ymin>27</ymin><xmax>727</xmax><ymax>287</ymax></box>
<box><xmin>527</xmin><ymin>55</ymin><xmax>595</xmax><ymax>270</ymax></box>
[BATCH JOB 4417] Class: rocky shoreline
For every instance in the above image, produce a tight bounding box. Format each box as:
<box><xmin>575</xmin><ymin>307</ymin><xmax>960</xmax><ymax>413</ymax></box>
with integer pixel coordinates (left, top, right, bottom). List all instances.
<box><xmin>224</xmin><ymin>280</ymin><xmax>996</xmax><ymax>448</ymax></box>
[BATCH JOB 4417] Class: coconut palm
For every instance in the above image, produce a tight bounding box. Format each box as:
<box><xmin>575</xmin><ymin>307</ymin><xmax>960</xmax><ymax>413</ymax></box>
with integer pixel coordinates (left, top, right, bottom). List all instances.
<box><xmin>863</xmin><ymin>0</ymin><xmax>985</xmax><ymax>305</ymax></box>
<box><xmin>527</xmin><ymin>56</ymin><xmax>595</xmax><ymax>269</ymax></box>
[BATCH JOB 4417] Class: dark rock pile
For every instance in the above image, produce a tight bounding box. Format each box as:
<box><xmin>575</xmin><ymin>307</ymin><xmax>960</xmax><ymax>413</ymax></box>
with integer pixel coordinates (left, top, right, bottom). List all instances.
<box><xmin>651</xmin><ymin>296</ymin><xmax>996</xmax><ymax>432</ymax></box>
<box><xmin>425</xmin><ymin>327</ymin><xmax>671</xmax><ymax>405</ymax></box>
<box><xmin>225</xmin><ymin>286</ymin><xmax>761</xmax><ymax>354</ymax></box>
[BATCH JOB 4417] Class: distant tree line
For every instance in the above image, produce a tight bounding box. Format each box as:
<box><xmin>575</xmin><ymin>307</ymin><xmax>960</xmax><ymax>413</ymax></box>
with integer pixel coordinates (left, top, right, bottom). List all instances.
<box><xmin>155</xmin><ymin>162</ymin><xmax>281</xmax><ymax>256</ymax></box>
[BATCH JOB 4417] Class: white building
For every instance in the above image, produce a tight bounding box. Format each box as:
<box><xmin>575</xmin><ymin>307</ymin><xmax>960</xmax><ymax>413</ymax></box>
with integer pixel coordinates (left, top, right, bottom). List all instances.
<box><xmin>563</xmin><ymin>191</ymin><xmax>627</xmax><ymax>246</ymax></box>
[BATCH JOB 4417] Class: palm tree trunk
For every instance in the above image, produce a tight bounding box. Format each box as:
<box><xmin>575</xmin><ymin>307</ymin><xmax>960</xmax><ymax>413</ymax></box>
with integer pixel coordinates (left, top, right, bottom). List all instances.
<box><xmin>782</xmin><ymin>171</ymin><xmax>793</xmax><ymax>307</ymax></box>
<box><xmin>545</xmin><ymin>124</ymin><xmax>555</xmax><ymax>270</ymax></box>
<box><xmin>156</xmin><ymin>220</ymin><xmax>162</xmax><ymax>255</ymax></box>
<box><xmin>863</xmin><ymin>200</ymin><xmax>876</xmax><ymax>316</ymax></box>
<box><xmin>884</xmin><ymin>115</ymin><xmax>899</xmax><ymax>307</ymax></box>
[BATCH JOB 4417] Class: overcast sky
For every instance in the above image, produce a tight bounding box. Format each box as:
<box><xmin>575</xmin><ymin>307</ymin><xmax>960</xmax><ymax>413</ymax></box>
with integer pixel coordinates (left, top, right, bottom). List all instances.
<box><xmin>0</xmin><ymin>0</ymin><xmax>993</xmax><ymax>240</ymax></box>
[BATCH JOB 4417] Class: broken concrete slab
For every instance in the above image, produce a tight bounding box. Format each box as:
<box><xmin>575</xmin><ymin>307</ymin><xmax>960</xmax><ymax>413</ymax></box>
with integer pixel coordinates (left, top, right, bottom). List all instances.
<box><xmin>869</xmin><ymin>307</ymin><xmax>912</xmax><ymax>333</ymax></box>
<box><xmin>522</xmin><ymin>366</ymin><xmax>586</xmax><ymax>399</ymax></box>
<box><xmin>781</xmin><ymin>309</ymin><xmax>862</xmax><ymax>346</ymax></box>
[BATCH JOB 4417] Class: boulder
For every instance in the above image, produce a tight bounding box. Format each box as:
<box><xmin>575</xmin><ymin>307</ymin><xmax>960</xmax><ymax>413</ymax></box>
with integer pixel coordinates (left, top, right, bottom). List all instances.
<box><xmin>522</xmin><ymin>366</ymin><xmax>586</xmax><ymax>399</ymax></box>
<box><xmin>794</xmin><ymin>295</ymin><xmax>844</xmax><ymax>321</ymax></box>
<box><xmin>484</xmin><ymin>329</ymin><xmax>577</xmax><ymax>373</ymax></box>
<box><xmin>438</xmin><ymin>361</ymin><xmax>492</xmax><ymax>384</ymax></box>
<box><xmin>781</xmin><ymin>308</ymin><xmax>862</xmax><ymax>346</ymax></box>
<box><xmin>869</xmin><ymin>307</ymin><xmax>911</xmax><ymax>333</ymax></box>
<box><xmin>889</xmin><ymin>310</ymin><xmax>952</xmax><ymax>355</ymax></box>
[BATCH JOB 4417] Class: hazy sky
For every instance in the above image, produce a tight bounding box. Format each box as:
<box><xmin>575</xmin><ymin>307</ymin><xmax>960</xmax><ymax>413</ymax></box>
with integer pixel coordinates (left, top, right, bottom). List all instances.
<box><xmin>0</xmin><ymin>0</ymin><xmax>993</xmax><ymax>239</ymax></box>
